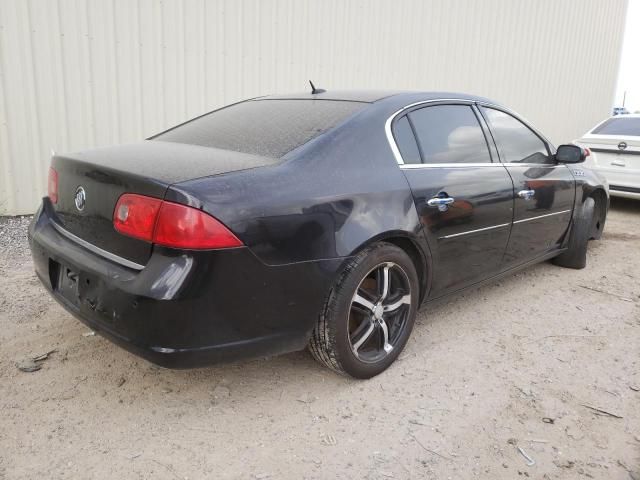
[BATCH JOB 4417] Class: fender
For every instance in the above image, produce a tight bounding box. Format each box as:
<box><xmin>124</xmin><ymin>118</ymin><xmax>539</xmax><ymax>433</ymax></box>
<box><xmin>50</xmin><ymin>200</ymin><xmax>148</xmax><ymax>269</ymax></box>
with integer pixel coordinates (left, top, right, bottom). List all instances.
<box><xmin>562</xmin><ymin>166</ymin><xmax>609</xmax><ymax>247</ymax></box>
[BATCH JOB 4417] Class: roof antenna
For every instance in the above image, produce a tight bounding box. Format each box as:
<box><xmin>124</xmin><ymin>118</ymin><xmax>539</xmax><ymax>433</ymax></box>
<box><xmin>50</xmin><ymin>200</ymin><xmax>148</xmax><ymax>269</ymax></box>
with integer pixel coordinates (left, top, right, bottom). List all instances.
<box><xmin>309</xmin><ymin>80</ymin><xmax>326</xmax><ymax>95</ymax></box>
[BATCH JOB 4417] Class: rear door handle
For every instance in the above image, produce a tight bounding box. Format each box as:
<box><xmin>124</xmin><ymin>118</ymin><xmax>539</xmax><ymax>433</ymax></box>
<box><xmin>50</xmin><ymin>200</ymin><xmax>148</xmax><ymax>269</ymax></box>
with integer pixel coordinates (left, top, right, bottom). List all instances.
<box><xmin>518</xmin><ymin>189</ymin><xmax>535</xmax><ymax>200</ymax></box>
<box><xmin>427</xmin><ymin>196</ymin><xmax>455</xmax><ymax>211</ymax></box>
<box><xmin>611</xmin><ymin>160</ymin><xmax>626</xmax><ymax>167</ymax></box>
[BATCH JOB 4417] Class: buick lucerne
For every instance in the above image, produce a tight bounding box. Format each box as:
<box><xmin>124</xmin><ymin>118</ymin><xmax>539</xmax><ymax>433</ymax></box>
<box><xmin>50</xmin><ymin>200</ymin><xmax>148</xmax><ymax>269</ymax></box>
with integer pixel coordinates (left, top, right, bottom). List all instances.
<box><xmin>29</xmin><ymin>90</ymin><xmax>608</xmax><ymax>378</ymax></box>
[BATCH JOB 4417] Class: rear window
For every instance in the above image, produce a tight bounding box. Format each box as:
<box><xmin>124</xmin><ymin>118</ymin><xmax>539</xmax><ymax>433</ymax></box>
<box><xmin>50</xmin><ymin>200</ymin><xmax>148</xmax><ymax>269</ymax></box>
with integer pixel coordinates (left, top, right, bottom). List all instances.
<box><xmin>592</xmin><ymin>117</ymin><xmax>640</xmax><ymax>136</ymax></box>
<box><xmin>152</xmin><ymin>99</ymin><xmax>366</xmax><ymax>158</ymax></box>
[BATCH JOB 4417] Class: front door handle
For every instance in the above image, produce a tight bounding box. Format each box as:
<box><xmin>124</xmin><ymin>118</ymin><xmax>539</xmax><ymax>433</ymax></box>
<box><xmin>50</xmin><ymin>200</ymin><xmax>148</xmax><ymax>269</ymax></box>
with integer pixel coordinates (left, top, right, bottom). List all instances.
<box><xmin>427</xmin><ymin>196</ymin><xmax>455</xmax><ymax>211</ymax></box>
<box><xmin>518</xmin><ymin>189</ymin><xmax>535</xmax><ymax>200</ymax></box>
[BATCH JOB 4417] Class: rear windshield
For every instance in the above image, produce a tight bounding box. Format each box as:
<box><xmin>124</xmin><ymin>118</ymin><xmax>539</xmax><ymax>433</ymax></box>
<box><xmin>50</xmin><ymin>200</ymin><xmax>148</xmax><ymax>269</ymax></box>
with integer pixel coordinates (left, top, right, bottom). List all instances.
<box><xmin>153</xmin><ymin>99</ymin><xmax>366</xmax><ymax>158</ymax></box>
<box><xmin>592</xmin><ymin>117</ymin><xmax>640</xmax><ymax>136</ymax></box>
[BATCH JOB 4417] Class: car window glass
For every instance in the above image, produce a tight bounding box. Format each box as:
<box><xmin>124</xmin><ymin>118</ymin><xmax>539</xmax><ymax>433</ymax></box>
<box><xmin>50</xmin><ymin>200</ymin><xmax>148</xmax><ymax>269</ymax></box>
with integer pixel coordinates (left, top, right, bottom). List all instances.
<box><xmin>592</xmin><ymin>117</ymin><xmax>640</xmax><ymax>136</ymax></box>
<box><xmin>482</xmin><ymin>107</ymin><xmax>551</xmax><ymax>164</ymax></box>
<box><xmin>152</xmin><ymin>99</ymin><xmax>365</xmax><ymax>158</ymax></box>
<box><xmin>392</xmin><ymin>115</ymin><xmax>421</xmax><ymax>164</ymax></box>
<box><xmin>408</xmin><ymin>105</ymin><xmax>492</xmax><ymax>164</ymax></box>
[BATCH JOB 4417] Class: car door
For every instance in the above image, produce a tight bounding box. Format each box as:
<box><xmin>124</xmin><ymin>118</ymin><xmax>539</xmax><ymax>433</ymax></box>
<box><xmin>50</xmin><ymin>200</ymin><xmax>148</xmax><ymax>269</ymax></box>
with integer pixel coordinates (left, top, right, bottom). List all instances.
<box><xmin>391</xmin><ymin>102</ymin><xmax>515</xmax><ymax>298</ymax></box>
<box><xmin>479</xmin><ymin>106</ymin><xmax>575</xmax><ymax>265</ymax></box>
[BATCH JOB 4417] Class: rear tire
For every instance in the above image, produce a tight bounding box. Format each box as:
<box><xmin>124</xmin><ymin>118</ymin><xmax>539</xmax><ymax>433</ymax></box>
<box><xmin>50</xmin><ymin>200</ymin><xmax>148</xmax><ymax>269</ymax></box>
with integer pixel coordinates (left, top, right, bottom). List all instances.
<box><xmin>309</xmin><ymin>242</ymin><xmax>419</xmax><ymax>379</ymax></box>
<box><xmin>552</xmin><ymin>197</ymin><xmax>595</xmax><ymax>269</ymax></box>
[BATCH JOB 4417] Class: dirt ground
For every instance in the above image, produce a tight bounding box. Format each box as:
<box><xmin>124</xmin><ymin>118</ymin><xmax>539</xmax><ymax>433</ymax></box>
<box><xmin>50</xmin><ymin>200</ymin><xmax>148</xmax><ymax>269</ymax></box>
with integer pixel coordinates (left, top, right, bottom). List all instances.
<box><xmin>1</xmin><ymin>198</ymin><xmax>639</xmax><ymax>480</ymax></box>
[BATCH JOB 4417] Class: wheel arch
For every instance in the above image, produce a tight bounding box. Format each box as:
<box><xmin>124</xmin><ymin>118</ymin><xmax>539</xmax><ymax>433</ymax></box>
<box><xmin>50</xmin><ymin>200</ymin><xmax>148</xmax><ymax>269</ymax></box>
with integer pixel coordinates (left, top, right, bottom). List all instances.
<box><xmin>588</xmin><ymin>188</ymin><xmax>608</xmax><ymax>240</ymax></box>
<box><xmin>345</xmin><ymin>231</ymin><xmax>432</xmax><ymax>303</ymax></box>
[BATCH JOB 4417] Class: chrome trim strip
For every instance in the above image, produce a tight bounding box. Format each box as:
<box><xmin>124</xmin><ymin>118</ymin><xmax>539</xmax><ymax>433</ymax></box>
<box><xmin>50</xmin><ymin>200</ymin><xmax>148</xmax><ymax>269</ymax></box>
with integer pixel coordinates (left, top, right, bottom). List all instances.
<box><xmin>500</xmin><ymin>163</ymin><xmax>556</xmax><ymax>168</ymax></box>
<box><xmin>513</xmin><ymin>209</ymin><xmax>572</xmax><ymax>224</ymax></box>
<box><xmin>51</xmin><ymin>221</ymin><xmax>145</xmax><ymax>271</ymax></box>
<box><xmin>400</xmin><ymin>162</ymin><xmax>500</xmax><ymax>169</ymax></box>
<box><xmin>399</xmin><ymin>162</ymin><xmax>555</xmax><ymax>169</ymax></box>
<box><xmin>591</xmin><ymin>147</ymin><xmax>640</xmax><ymax>156</ymax></box>
<box><xmin>439</xmin><ymin>209</ymin><xmax>572</xmax><ymax>239</ymax></box>
<box><xmin>439</xmin><ymin>223</ymin><xmax>510</xmax><ymax>239</ymax></box>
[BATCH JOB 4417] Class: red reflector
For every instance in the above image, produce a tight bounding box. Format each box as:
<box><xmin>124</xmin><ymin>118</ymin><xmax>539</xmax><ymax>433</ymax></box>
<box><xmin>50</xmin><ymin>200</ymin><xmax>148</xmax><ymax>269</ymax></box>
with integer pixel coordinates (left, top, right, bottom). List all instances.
<box><xmin>153</xmin><ymin>201</ymin><xmax>243</xmax><ymax>249</ymax></box>
<box><xmin>48</xmin><ymin>167</ymin><xmax>58</xmax><ymax>204</ymax></box>
<box><xmin>113</xmin><ymin>194</ymin><xmax>162</xmax><ymax>242</ymax></box>
<box><xmin>112</xmin><ymin>193</ymin><xmax>242</xmax><ymax>250</ymax></box>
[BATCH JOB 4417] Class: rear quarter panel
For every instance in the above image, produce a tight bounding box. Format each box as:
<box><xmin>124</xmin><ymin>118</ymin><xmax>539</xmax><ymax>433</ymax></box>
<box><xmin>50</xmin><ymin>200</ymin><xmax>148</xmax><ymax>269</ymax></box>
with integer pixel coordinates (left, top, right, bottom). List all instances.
<box><xmin>166</xmin><ymin>104</ymin><xmax>423</xmax><ymax>266</ymax></box>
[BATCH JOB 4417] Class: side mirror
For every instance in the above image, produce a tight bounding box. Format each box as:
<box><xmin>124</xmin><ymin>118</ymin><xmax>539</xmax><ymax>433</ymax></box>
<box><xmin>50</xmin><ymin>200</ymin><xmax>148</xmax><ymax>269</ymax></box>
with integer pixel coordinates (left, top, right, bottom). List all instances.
<box><xmin>556</xmin><ymin>144</ymin><xmax>588</xmax><ymax>164</ymax></box>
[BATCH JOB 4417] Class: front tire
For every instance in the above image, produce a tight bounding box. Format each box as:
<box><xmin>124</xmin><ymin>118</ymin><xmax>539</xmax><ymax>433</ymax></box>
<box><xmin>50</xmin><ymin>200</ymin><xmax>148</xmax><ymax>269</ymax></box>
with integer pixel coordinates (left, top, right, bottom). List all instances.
<box><xmin>309</xmin><ymin>242</ymin><xmax>419</xmax><ymax>379</ymax></box>
<box><xmin>552</xmin><ymin>197</ymin><xmax>595</xmax><ymax>269</ymax></box>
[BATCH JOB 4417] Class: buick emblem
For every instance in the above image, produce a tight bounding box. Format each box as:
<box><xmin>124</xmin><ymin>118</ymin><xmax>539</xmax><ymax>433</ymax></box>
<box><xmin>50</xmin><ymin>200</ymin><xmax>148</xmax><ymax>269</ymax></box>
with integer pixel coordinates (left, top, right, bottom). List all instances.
<box><xmin>74</xmin><ymin>186</ymin><xmax>86</xmax><ymax>211</ymax></box>
<box><xmin>618</xmin><ymin>141</ymin><xmax>627</xmax><ymax>150</ymax></box>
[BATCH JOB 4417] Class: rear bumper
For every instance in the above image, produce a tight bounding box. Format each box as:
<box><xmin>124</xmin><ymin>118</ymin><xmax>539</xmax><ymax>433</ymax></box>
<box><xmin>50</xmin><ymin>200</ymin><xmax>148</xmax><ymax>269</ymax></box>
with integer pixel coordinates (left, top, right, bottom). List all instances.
<box><xmin>609</xmin><ymin>184</ymin><xmax>640</xmax><ymax>200</ymax></box>
<box><xmin>588</xmin><ymin>161</ymin><xmax>640</xmax><ymax>199</ymax></box>
<box><xmin>29</xmin><ymin>200</ymin><xmax>344</xmax><ymax>368</ymax></box>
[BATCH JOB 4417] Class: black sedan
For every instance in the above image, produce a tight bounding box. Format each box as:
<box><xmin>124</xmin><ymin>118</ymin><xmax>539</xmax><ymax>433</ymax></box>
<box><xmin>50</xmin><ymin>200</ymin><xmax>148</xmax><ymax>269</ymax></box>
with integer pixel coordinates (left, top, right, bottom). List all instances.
<box><xmin>29</xmin><ymin>90</ymin><xmax>608</xmax><ymax>378</ymax></box>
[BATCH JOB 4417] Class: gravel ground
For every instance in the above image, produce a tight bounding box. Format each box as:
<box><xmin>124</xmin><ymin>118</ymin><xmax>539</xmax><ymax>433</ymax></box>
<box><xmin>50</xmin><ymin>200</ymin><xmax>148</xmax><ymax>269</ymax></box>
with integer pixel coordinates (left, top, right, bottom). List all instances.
<box><xmin>1</xmin><ymin>198</ymin><xmax>639</xmax><ymax>480</ymax></box>
<box><xmin>0</xmin><ymin>216</ymin><xmax>32</xmax><ymax>262</ymax></box>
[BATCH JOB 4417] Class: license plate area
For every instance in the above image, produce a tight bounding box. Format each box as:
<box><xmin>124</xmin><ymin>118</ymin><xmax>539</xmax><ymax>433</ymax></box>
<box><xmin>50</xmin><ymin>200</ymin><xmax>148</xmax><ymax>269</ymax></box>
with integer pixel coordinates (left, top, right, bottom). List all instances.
<box><xmin>50</xmin><ymin>259</ymin><xmax>80</xmax><ymax>307</ymax></box>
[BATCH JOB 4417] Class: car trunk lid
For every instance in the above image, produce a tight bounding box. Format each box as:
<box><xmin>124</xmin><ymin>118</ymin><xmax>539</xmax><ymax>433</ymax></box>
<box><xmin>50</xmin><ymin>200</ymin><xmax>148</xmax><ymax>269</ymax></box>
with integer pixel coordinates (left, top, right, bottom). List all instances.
<box><xmin>51</xmin><ymin>140</ymin><xmax>278</xmax><ymax>266</ymax></box>
<box><xmin>577</xmin><ymin>134</ymin><xmax>640</xmax><ymax>187</ymax></box>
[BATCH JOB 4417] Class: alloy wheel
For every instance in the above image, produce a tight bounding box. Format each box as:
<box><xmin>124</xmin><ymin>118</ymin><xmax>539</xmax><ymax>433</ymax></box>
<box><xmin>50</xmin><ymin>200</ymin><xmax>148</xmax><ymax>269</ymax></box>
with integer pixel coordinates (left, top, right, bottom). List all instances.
<box><xmin>348</xmin><ymin>262</ymin><xmax>412</xmax><ymax>363</ymax></box>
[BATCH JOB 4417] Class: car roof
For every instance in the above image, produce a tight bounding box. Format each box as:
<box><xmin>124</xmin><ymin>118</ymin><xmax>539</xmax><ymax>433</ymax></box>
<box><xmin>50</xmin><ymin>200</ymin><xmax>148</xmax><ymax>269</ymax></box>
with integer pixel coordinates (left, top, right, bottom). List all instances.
<box><xmin>258</xmin><ymin>90</ymin><xmax>493</xmax><ymax>104</ymax></box>
<box><xmin>259</xmin><ymin>90</ymin><xmax>402</xmax><ymax>103</ymax></box>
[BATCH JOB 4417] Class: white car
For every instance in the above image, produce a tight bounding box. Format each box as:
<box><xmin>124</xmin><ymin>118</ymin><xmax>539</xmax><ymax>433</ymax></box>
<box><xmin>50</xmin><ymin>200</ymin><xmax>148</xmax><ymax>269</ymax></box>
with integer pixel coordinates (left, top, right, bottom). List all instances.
<box><xmin>576</xmin><ymin>114</ymin><xmax>640</xmax><ymax>199</ymax></box>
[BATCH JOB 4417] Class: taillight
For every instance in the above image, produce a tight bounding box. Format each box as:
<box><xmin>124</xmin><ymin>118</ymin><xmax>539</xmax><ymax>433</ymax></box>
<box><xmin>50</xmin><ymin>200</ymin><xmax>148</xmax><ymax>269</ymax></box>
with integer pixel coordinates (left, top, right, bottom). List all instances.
<box><xmin>153</xmin><ymin>201</ymin><xmax>243</xmax><ymax>249</ymax></box>
<box><xmin>114</xmin><ymin>194</ymin><xmax>162</xmax><ymax>242</ymax></box>
<box><xmin>48</xmin><ymin>167</ymin><xmax>58</xmax><ymax>204</ymax></box>
<box><xmin>113</xmin><ymin>193</ymin><xmax>243</xmax><ymax>250</ymax></box>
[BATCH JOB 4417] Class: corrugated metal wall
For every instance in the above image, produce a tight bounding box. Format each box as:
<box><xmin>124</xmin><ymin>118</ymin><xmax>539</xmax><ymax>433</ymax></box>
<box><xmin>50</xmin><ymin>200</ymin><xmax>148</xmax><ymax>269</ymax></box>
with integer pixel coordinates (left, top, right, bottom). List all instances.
<box><xmin>0</xmin><ymin>0</ymin><xmax>628</xmax><ymax>215</ymax></box>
